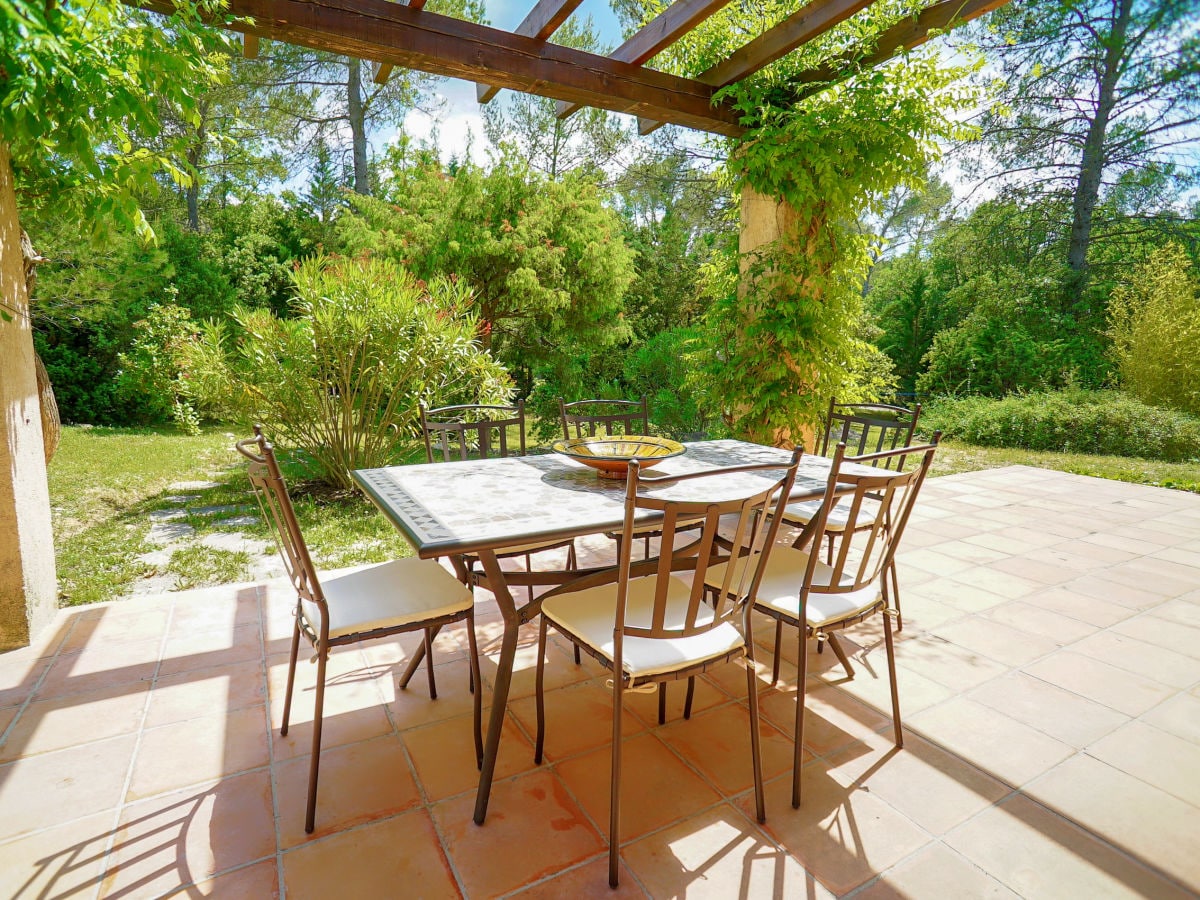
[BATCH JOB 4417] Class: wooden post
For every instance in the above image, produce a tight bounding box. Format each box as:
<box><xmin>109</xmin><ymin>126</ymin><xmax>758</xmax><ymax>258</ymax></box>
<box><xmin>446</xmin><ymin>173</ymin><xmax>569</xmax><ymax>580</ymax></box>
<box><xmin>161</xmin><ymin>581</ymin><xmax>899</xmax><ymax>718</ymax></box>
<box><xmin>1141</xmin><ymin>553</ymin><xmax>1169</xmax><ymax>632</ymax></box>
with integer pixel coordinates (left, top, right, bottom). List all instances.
<box><xmin>0</xmin><ymin>142</ymin><xmax>58</xmax><ymax>650</ymax></box>
<box><xmin>737</xmin><ymin>184</ymin><xmax>817</xmax><ymax>451</ymax></box>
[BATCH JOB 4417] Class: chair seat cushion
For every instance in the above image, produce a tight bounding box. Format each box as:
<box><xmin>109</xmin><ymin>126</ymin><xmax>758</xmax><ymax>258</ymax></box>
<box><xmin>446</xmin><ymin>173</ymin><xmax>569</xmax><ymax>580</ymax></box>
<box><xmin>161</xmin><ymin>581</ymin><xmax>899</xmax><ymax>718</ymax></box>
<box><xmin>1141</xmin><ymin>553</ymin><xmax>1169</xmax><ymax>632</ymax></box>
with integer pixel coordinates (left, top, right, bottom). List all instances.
<box><xmin>705</xmin><ymin>546</ymin><xmax>881</xmax><ymax>629</ymax></box>
<box><xmin>540</xmin><ymin>576</ymin><xmax>744</xmax><ymax>680</ymax></box>
<box><xmin>305</xmin><ymin>559</ymin><xmax>474</xmax><ymax>641</ymax></box>
<box><xmin>780</xmin><ymin>497</ymin><xmax>880</xmax><ymax>533</ymax></box>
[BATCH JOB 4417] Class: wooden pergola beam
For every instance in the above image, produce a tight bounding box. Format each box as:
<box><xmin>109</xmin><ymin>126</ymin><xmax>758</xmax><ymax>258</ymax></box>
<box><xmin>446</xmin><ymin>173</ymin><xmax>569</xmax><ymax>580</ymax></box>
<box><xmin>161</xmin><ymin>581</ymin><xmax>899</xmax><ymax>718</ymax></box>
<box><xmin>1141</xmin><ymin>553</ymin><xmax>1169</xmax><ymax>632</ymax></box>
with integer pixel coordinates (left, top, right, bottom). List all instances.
<box><xmin>243</xmin><ymin>33</ymin><xmax>260</xmax><ymax>57</ymax></box>
<box><xmin>134</xmin><ymin>0</ymin><xmax>745</xmax><ymax>136</ymax></box>
<box><xmin>374</xmin><ymin>0</ymin><xmax>425</xmax><ymax>84</ymax></box>
<box><xmin>476</xmin><ymin>0</ymin><xmax>585</xmax><ymax>104</ymax></box>
<box><xmin>555</xmin><ymin>0</ymin><xmax>733</xmax><ymax>120</ymax></box>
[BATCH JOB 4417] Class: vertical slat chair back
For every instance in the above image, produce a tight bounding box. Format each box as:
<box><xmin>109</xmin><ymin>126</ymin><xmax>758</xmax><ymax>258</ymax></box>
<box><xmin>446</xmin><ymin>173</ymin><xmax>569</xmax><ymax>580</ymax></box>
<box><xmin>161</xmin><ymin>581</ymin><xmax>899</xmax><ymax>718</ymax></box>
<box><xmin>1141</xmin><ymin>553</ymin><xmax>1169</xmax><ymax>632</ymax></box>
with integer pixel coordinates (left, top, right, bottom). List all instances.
<box><xmin>420</xmin><ymin>401</ymin><xmax>527</xmax><ymax>462</ymax></box>
<box><xmin>801</xmin><ymin>442</ymin><xmax>938</xmax><ymax>604</ymax></box>
<box><xmin>235</xmin><ymin>428</ymin><xmax>326</xmax><ymax>614</ymax></box>
<box><xmin>559</xmin><ymin>397</ymin><xmax>650</xmax><ymax>439</ymax></box>
<box><xmin>819</xmin><ymin>399</ymin><xmax>922</xmax><ymax>472</ymax></box>
<box><xmin>613</xmin><ymin>451</ymin><xmax>801</xmax><ymax>650</ymax></box>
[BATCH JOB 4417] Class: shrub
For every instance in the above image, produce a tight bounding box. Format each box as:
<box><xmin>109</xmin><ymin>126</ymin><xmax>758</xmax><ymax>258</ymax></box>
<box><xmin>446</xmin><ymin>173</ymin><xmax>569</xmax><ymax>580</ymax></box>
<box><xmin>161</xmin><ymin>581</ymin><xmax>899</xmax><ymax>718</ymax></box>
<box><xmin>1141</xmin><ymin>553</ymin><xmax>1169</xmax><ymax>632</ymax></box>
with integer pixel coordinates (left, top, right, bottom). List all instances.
<box><xmin>1108</xmin><ymin>243</ymin><xmax>1200</xmax><ymax>416</ymax></box>
<box><xmin>622</xmin><ymin>327</ymin><xmax>713</xmax><ymax>438</ymax></box>
<box><xmin>922</xmin><ymin>390</ymin><xmax>1200</xmax><ymax>462</ymax></box>
<box><xmin>115</xmin><ymin>301</ymin><xmax>202</xmax><ymax>433</ymax></box>
<box><xmin>183</xmin><ymin>255</ymin><xmax>513</xmax><ymax>487</ymax></box>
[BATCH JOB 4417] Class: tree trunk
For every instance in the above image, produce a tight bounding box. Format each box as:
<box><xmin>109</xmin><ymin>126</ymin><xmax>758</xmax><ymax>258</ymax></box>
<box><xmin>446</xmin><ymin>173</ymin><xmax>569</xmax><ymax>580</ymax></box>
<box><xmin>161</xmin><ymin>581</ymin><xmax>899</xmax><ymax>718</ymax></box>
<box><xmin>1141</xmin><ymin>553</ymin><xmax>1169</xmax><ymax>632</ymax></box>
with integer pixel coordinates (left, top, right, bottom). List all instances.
<box><xmin>347</xmin><ymin>57</ymin><xmax>370</xmax><ymax>194</ymax></box>
<box><xmin>1067</xmin><ymin>0</ymin><xmax>1132</xmax><ymax>278</ymax></box>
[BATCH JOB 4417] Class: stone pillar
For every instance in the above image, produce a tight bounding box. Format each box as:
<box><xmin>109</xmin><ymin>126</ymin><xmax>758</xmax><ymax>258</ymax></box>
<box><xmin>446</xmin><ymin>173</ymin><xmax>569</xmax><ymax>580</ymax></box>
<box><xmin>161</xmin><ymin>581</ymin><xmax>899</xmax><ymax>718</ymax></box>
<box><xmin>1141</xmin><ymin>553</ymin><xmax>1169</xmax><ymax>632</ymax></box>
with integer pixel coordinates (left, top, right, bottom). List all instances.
<box><xmin>0</xmin><ymin>142</ymin><xmax>57</xmax><ymax>650</ymax></box>
<box><xmin>737</xmin><ymin>184</ymin><xmax>817</xmax><ymax>452</ymax></box>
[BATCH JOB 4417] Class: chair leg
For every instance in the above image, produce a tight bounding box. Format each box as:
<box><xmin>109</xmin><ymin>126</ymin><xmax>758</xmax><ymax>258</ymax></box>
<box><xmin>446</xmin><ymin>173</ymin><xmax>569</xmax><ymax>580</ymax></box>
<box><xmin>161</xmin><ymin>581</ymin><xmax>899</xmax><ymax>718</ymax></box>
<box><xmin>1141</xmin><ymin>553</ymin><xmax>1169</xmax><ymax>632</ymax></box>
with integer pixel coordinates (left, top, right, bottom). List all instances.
<box><xmin>827</xmin><ymin>633</ymin><xmax>855</xmax><ymax>678</ymax></box>
<box><xmin>889</xmin><ymin>562</ymin><xmax>904</xmax><ymax>632</ymax></box>
<box><xmin>683</xmin><ymin>676</ymin><xmax>696</xmax><ymax>720</ymax></box>
<box><xmin>525</xmin><ymin>552</ymin><xmax>534</xmax><ymax>604</ymax></box>
<box><xmin>574</xmin><ymin>643</ymin><xmax>581</xmax><ymax>666</ymax></box>
<box><xmin>609</xmin><ymin>674</ymin><xmax>624</xmax><ymax>888</ymax></box>
<box><xmin>771</xmin><ymin>619</ymin><xmax>783</xmax><ymax>686</ymax></box>
<box><xmin>884</xmin><ymin>611</ymin><xmax>904</xmax><ymax>748</ymax></box>
<box><xmin>534</xmin><ymin>617</ymin><xmax>549</xmax><ymax>764</ymax></box>
<box><xmin>745</xmin><ymin>658</ymin><xmax>766</xmax><ymax>823</ymax></box>
<box><xmin>657</xmin><ymin>682</ymin><xmax>667</xmax><ymax>725</ymax></box>
<box><xmin>424</xmin><ymin>627</ymin><xmax>438</xmax><ymax>700</ymax></box>
<box><xmin>467</xmin><ymin>611</ymin><xmax>483</xmax><ymax>769</ymax></box>
<box><xmin>305</xmin><ymin>646</ymin><xmax>329</xmax><ymax>834</ymax></box>
<box><xmin>792</xmin><ymin>628</ymin><xmax>809</xmax><ymax>809</ymax></box>
<box><xmin>280</xmin><ymin>614</ymin><xmax>301</xmax><ymax>736</ymax></box>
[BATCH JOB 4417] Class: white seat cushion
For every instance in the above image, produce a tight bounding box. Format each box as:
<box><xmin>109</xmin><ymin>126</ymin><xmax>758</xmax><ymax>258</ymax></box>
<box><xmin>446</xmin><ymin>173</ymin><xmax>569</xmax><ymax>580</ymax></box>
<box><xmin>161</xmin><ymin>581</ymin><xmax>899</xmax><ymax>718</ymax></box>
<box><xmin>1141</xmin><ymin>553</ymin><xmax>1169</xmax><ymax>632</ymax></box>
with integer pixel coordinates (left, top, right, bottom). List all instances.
<box><xmin>781</xmin><ymin>497</ymin><xmax>880</xmax><ymax>533</ymax></box>
<box><xmin>540</xmin><ymin>576</ymin><xmax>744</xmax><ymax>679</ymax></box>
<box><xmin>705</xmin><ymin>546</ymin><xmax>881</xmax><ymax>629</ymax></box>
<box><xmin>305</xmin><ymin>558</ymin><xmax>474</xmax><ymax>641</ymax></box>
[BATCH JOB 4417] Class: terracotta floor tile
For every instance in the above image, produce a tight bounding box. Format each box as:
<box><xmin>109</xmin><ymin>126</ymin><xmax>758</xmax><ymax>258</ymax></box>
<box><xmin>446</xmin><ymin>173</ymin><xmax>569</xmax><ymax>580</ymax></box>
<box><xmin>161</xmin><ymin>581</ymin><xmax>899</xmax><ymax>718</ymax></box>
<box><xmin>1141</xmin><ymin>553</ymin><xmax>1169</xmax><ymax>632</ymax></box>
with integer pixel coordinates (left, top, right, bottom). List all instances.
<box><xmin>0</xmin><ymin>735</ymin><xmax>135</xmax><ymax>840</ymax></box>
<box><xmin>101</xmin><ymin>770</ymin><xmax>275</xmax><ymax>897</ymax></box>
<box><xmin>431</xmin><ymin>769</ymin><xmax>602</xmax><ymax>897</ymax></box>
<box><xmin>960</xmin><ymin>567</ymin><xmax>1043</xmax><ymax>600</ymax></box>
<box><xmin>478</xmin><ymin>634</ymin><xmax>595</xmax><ymax>702</ymax></box>
<box><xmin>760</xmin><ymin>683</ymin><xmax>892</xmax><ymax>758</ymax></box>
<box><xmin>1023</xmin><ymin>651</ymin><xmax>1177</xmax><ymax>717</ymax></box>
<box><xmin>0</xmin><ymin>683</ymin><xmax>148</xmax><ymax>762</ymax></box>
<box><xmin>168</xmin><ymin>585</ymin><xmax>262</xmax><ymax>638</ymax></box>
<box><xmin>269</xmin><ymin>668</ymin><xmax>396</xmax><ymax>761</ymax></box>
<box><xmin>908</xmin><ymin>697</ymin><xmax>1074</xmax><ymax>788</ymax></box>
<box><xmin>158</xmin><ymin>623</ymin><xmax>263</xmax><ymax>678</ymax></box>
<box><xmin>62</xmin><ymin>604</ymin><xmax>171</xmax><ymax>652</ymax></box>
<box><xmin>555</xmin><ymin>732</ymin><xmax>722</xmax><ymax>842</ymax></box>
<box><xmin>1087</xmin><ymin>720</ymin><xmax>1200</xmax><ymax>808</ymax></box>
<box><xmin>918</xmin><ymin>577</ymin><xmax>1011</xmax><ymax>614</ymax></box>
<box><xmin>1028</xmin><ymin>588</ymin><xmax>1137</xmax><ymax>629</ymax></box>
<box><xmin>276</xmin><ymin>734</ymin><xmax>422</xmax><ymax>847</ymax></box>
<box><xmin>932</xmin><ymin>616</ymin><xmax>1060</xmax><ymax>668</ymax></box>
<box><xmin>381</xmin><ymin>657</ymin><xmax>483</xmax><ymax>733</ymax></box>
<box><xmin>0</xmin><ymin>654</ymin><xmax>49</xmax><ymax>708</ymax></box>
<box><xmin>1112</xmin><ymin>614</ymin><xmax>1200</xmax><ymax>660</ymax></box>
<box><xmin>36</xmin><ymin>639</ymin><xmax>162</xmax><ymax>700</ymax></box>
<box><xmin>968</xmin><ymin>672</ymin><xmax>1129</xmax><ymax>748</ymax></box>
<box><xmin>624</xmin><ymin>675</ymin><xmax>729</xmax><ymax>728</ymax></box>
<box><xmin>1062</xmin><ymin>573</ymin><xmax>1167</xmax><ymax>611</ymax></box>
<box><xmin>128</xmin><ymin>705</ymin><xmax>270</xmax><ymax>800</ymax></box>
<box><xmin>734</xmin><ymin>767</ymin><xmax>931</xmax><ymax>896</ymax></box>
<box><xmin>1026</xmin><ymin>754</ymin><xmax>1200</xmax><ymax>892</ymax></box>
<box><xmin>855</xmin><ymin>841</ymin><xmax>1020</xmax><ymax>900</ymax></box>
<box><xmin>982</xmin><ymin>599</ymin><xmax>1099</xmax><ymax>645</ymax></box>
<box><xmin>1070</xmin><ymin>631</ymin><xmax>1200</xmax><ymax>689</ymax></box>
<box><xmin>891</xmin><ymin>633</ymin><xmax>1010</xmax><ymax>691</ymax></box>
<box><xmin>0</xmin><ymin>811</ymin><xmax>114</xmax><ymax>900</ymax></box>
<box><xmin>510</xmin><ymin>856</ymin><xmax>647</xmax><ymax>898</ymax></box>
<box><xmin>1147</xmin><ymin>596</ymin><xmax>1200</xmax><ymax>629</ymax></box>
<box><xmin>160</xmin><ymin>859</ymin><xmax>279</xmax><ymax>899</ymax></box>
<box><xmin>826</xmin><ymin>730</ymin><xmax>1011</xmax><ymax>835</ymax></box>
<box><xmin>623</xmin><ymin>804</ymin><xmax>833</xmax><ymax>899</ymax></box>
<box><xmin>508</xmin><ymin>681</ymin><xmax>644</xmax><ymax>764</ymax></box>
<box><xmin>1142</xmin><ymin>691</ymin><xmax>1200</xmax><ymax>745</ymax></box>
<box><xmin>283</xmin><ymin>810</ymin><xmax>458</xmax><ymax>899</ymax></box>
<box><xmin>946</xmin><ymin>793</ymin><xmax>1193</xmax><ymax>900</ymax></box>
<box><xmin>404</xmin><ymin>712</ymin><xmax>533</xmax><ymax>802</ymax></box>
<box><xmin>657</xmin><ymin>701</ymin><xmax>803</xmax><ymax>796</ymax></box>
<box><xmin>145</xmin><ymin>659</ymin><xmax>266</xmax><ymax>728</ymax></box>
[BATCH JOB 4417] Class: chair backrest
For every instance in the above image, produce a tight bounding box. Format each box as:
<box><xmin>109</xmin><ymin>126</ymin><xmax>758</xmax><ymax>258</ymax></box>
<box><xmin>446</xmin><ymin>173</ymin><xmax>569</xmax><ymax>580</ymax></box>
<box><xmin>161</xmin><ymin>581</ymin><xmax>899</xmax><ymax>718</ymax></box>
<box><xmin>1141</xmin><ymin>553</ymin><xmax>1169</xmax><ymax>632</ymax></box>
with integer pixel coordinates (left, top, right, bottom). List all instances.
<box><xmin>559</xmin><ymin>396</ymin><xmax>650</xmax><ymax>439</ymax></box>
<box><xmin>819</xmin><ymin>398</ymin><xmax>922</xmax><ymax>471</ymax></box>
<box><xmin>420</xmin><ymin>401</ymin><xmax>527</xmax><ymax>462</ymax></box>
<box><xmin>802</xmin><ymin>437</ymin><xmax>939</xmax><ymax>603</ymax></box>
<box><xmin>235</xmin><ymin>427</ymin><xmax>326</xmax><ymax>613</ymax></box>
<box><xmin>612</xmin><ymin>450</ymin><xmax>801</xmax><ymax>655</ymax></box>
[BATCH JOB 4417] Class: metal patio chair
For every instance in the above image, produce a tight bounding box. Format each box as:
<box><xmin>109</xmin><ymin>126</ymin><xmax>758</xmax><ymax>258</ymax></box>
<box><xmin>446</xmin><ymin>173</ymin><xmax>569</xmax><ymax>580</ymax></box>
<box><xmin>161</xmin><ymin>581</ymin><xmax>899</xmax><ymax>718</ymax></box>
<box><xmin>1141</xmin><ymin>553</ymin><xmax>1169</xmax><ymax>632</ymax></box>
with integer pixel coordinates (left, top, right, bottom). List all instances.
<box><xmin>533</xmin><ymin>449</ymin><xmax>802</xmax><ymax>887</ymax></box>
<box><xmin>707</xmin><ymin>440</ymin><xmax>938</xmax><ymax>808</ymax></box>
<box><xmin>237</xmin><ymin>427</ymin><xmax>482</xmax><ymax>834</ymax></box>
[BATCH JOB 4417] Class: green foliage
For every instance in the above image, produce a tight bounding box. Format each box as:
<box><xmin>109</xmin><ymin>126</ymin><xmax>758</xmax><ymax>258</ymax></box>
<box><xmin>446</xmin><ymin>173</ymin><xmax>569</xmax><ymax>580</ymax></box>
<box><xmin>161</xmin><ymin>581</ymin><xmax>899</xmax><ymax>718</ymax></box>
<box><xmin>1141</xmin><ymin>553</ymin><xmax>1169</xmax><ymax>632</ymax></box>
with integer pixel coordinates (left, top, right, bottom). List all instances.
<box><xmin>923</xmin><ymin>390</ymin><xmax>1200</xmax><ymax>462</ymax></box>
<box><xmin>183</xmin><ymin>255</ymin><xmax>512</xmax><ymax>487</ymax></box>
<box><xmin>341</xmin><ymin>151</ymin><xmax>635</xmax><ymax>393</ymax></box>
<box><xmin>2</xmin><ymin>0</ymin><xmax>233</xmax><ymax>239</ymax></box>
<box><xmin>1108</xmin><ymin>244</ymin><xmax>1200</xmax><ymax>416</ymax></box>
<box><xmin>115</xmin><ymin>302</ymin><xmax>202</xmax><ymax>432</ymax></box>
<box><xmin>622</xmin><ymin>327</ymin><xmax>718</xmax><ymax>438</ymax></box>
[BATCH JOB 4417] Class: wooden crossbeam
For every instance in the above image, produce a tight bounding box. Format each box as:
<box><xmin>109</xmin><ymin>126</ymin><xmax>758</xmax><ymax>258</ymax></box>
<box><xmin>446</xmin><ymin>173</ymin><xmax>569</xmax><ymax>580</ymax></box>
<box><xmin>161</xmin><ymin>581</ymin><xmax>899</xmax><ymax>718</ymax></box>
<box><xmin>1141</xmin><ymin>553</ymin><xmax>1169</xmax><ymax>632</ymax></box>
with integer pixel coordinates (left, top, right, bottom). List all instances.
<box><xmin>555</xmin><ymin>0</ymin><xmax>733</xmax><ymax>120</ymax></box>
<box><xmin>136</xmin><ymin>0</ymin><xmax>745</xmax><ymax>136</ymax></box>
<box><xmin>374</xmin><ymin>0</ymin><xmax>426</xmax><ymax>84</ymax></box>
<box><xmin>243</xmin><ymin>33</ymin><xmax>260</xmax><ymax>57</ymax></box>
<box><xmin>787</xmin><ymin>0</ymin><xmax>1010</xmax><ymax>92</ymax></box>
<box><xmin>476</xmin><ymin>0</ymin><xmax>585</xmax><ymax>104</ymax></box>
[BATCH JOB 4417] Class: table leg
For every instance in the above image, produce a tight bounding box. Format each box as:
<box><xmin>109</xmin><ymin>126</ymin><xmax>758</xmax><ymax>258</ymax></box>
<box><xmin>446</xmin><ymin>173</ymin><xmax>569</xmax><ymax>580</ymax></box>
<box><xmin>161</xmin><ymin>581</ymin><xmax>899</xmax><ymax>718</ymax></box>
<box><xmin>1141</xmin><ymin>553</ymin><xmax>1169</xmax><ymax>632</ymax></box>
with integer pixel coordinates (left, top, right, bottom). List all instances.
<box><xmin>473</xmin><ymin>549</ymin><xmax>520</xmax><ymax>825</ymax></box>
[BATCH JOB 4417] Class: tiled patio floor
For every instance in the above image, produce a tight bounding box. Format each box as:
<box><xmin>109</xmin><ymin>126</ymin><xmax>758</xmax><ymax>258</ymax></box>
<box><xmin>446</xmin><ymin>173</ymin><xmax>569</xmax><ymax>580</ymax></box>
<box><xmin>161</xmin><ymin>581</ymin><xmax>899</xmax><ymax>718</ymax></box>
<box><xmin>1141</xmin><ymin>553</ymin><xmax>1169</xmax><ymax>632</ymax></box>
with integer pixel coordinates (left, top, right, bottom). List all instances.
<box><xmin>2</xmin><ymin>465</ymin><xmax>1200</xmax><ymax>898</ymax></box>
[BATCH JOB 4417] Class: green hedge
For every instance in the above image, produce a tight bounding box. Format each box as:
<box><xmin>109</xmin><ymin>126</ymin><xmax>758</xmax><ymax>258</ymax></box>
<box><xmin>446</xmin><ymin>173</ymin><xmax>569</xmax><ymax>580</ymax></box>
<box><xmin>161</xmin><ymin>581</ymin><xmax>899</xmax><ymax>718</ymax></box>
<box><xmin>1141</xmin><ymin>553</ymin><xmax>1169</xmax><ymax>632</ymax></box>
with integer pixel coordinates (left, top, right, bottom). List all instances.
<box><xmin>922</xmin><ymin>390</ymin><xmax>1200</xmax><ymax>462</ymax></box>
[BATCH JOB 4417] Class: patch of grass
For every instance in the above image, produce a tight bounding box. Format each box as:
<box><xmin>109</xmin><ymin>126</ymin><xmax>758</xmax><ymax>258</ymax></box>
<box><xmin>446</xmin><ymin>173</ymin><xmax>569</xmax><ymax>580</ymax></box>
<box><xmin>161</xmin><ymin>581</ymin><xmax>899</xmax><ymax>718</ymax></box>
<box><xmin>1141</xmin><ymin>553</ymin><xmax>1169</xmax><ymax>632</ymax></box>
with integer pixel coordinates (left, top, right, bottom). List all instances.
<box><xmin>166</xmin><ymin>545</ymin><xmax>252</xmax><ymax>590</ymax></box>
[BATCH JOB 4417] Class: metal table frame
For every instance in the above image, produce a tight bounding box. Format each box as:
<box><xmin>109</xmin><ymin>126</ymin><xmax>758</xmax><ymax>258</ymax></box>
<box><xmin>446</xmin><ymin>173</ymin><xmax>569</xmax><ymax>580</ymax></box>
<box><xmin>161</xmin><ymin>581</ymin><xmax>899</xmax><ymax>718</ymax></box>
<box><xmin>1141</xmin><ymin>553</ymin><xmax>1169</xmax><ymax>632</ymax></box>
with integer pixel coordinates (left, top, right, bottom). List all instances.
<box><xmin>352</xmin><ymin>440</ymin><xmax>854</xmax><ymax>824</ymax></box>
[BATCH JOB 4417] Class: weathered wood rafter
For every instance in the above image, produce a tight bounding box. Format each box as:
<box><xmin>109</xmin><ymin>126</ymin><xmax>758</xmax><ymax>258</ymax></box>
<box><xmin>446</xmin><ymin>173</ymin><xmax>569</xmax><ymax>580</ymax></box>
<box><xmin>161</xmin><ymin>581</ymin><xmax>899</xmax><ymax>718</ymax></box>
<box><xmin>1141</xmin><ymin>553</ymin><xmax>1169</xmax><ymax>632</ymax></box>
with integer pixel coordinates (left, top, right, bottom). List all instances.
<box><xmin>477</xmin><ymin>0</ymin><xmax>585</xmax><ymax>103</ymax></box>
<box><xmin>374</xmin><ymin>0</ymin><xmax>425</xmax><ymax>84</ymax></box>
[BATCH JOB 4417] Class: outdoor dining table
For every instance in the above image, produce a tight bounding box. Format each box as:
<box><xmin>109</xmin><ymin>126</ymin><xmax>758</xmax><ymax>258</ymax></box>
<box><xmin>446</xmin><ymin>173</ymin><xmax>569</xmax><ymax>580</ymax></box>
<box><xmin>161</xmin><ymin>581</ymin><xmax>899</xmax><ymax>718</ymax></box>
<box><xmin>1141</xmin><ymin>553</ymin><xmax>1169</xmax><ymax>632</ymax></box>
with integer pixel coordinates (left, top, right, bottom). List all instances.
<box><xmin>352</xmin><ymin>439</ymin><xmax>855</xmax><ymax>825</ymax></box>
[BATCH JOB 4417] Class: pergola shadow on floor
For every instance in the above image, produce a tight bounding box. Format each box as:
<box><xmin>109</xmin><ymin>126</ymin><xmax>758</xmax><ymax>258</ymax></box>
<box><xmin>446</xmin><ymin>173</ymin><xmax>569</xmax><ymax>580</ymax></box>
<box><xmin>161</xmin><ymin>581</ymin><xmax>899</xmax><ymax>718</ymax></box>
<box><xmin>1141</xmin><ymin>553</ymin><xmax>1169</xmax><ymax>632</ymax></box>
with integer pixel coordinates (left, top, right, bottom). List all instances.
<box><xmin>0</xmin><ymin>465</ymin><xmax>1198</xmax><ymax>898</ymax></box>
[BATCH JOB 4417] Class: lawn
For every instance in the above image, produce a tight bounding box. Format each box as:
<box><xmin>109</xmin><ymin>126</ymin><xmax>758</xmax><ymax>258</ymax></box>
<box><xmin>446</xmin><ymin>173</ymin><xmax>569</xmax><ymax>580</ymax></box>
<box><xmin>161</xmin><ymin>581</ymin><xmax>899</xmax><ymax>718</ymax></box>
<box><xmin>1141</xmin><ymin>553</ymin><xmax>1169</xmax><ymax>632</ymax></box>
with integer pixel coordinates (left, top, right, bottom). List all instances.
<box><xmin>46</xmin><ymin>425</ymin><xmax>1200</xmax><ymax>606</ymax></box>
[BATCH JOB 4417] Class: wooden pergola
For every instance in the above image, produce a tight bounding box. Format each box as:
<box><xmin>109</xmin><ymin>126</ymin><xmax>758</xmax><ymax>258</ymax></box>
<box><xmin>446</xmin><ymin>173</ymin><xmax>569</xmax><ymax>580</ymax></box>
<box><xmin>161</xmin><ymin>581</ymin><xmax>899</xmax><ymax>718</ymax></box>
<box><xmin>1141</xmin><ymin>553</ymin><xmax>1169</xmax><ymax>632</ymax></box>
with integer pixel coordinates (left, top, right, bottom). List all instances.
<box><xmin>2</xmin><ymin>0</ymin><xmax>1011</xmax><ymax>647</ymax></box>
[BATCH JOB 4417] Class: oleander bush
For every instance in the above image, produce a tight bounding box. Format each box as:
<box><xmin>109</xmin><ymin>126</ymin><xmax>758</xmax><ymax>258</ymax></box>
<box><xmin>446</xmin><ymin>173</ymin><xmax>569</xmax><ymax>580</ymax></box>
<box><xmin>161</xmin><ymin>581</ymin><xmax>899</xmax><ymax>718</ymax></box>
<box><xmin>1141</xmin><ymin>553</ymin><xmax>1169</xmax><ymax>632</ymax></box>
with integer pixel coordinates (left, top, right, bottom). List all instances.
<box><xmin>922</xmin><ymin>390</ymin><xmax>1200</xmax><ymax>462</ymax></box>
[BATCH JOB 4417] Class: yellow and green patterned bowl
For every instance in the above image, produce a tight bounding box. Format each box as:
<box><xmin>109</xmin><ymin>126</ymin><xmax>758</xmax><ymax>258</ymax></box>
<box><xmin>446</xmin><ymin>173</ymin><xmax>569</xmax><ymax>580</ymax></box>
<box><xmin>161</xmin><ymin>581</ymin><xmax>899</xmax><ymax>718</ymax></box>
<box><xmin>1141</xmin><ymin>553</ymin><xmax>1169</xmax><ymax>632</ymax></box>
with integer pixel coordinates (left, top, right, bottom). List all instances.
<box><xmin>552</xmin><ymin>435</ymin><xmax>686</xmax><ymax>479</ymax></box>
